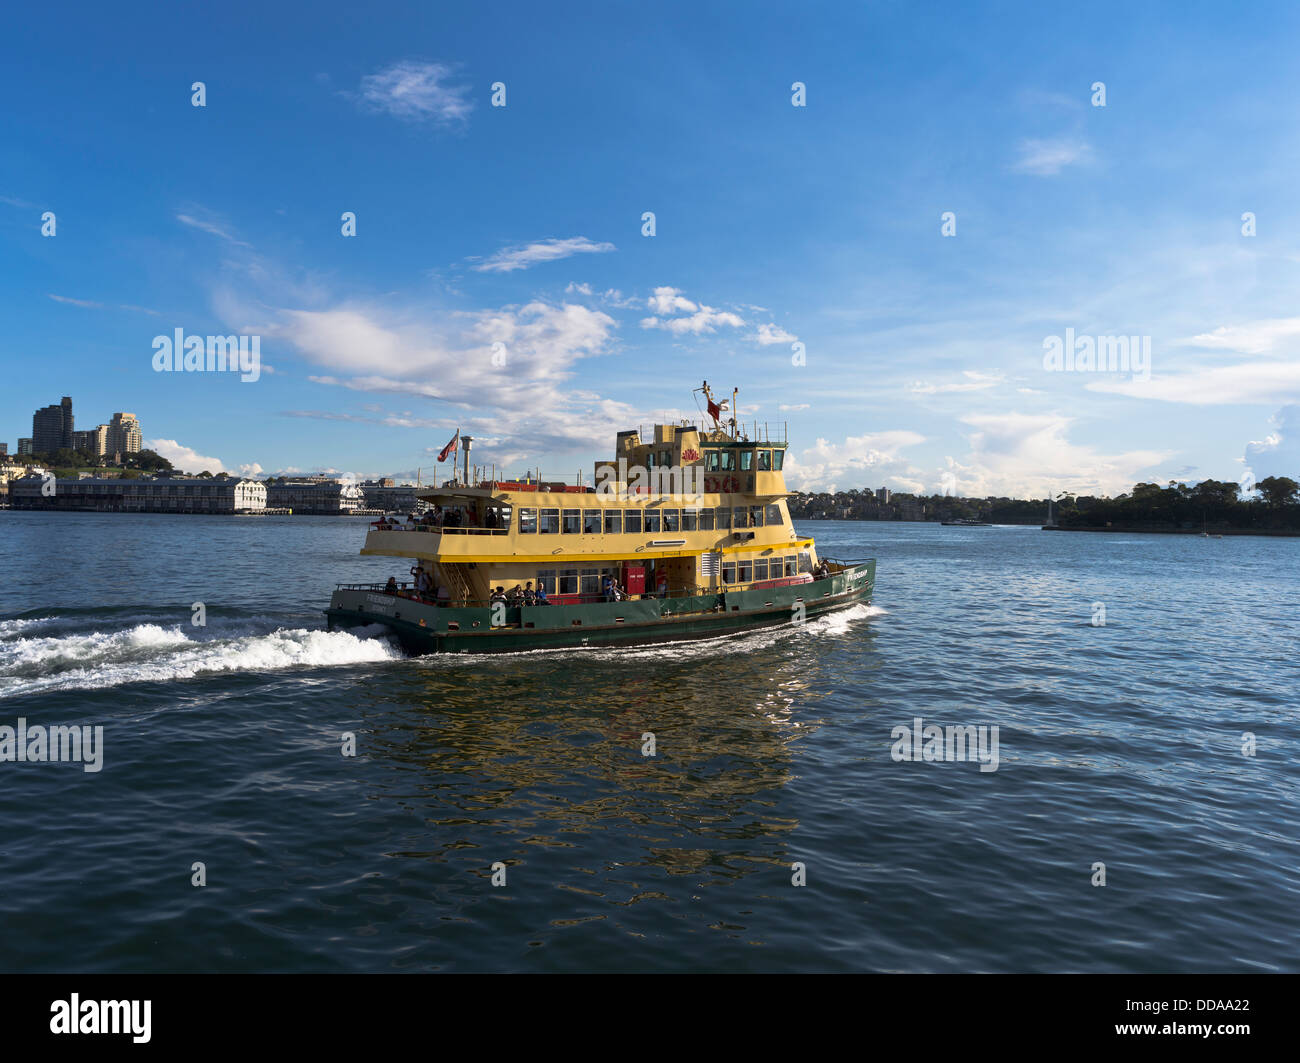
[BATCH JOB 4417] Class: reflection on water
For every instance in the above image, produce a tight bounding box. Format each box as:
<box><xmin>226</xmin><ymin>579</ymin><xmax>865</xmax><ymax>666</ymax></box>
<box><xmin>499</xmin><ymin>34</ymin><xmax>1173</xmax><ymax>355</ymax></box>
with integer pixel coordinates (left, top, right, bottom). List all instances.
<box><xmin>357</xmin><ymin>612</ymin><xmax>878</xmax><ymax>890</ymax></box>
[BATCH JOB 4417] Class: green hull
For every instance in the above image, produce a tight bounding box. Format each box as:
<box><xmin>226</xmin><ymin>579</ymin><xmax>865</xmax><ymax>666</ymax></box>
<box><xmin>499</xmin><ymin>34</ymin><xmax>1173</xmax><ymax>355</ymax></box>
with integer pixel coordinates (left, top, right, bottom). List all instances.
<box><xmin>325</xmin><ymin>560</ymin><xmax>875</xmax><ymax>655</ymax></box>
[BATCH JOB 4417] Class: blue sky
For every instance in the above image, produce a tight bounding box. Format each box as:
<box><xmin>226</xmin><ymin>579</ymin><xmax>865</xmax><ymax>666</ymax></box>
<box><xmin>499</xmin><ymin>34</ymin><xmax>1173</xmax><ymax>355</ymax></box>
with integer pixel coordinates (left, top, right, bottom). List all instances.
<box><xmin>4</xmin><ymin>0</ymin><xmax>1300</xmax><ymax>497</ymax></box>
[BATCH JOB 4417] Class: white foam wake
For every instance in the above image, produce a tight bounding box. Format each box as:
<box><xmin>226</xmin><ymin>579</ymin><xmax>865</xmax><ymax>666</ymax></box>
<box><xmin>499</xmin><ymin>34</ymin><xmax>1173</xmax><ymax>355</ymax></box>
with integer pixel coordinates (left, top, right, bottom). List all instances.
<box><xmin>0</xmin><ymin>624</ymin><xmax>401</xmax><ymax>699</ymax></box>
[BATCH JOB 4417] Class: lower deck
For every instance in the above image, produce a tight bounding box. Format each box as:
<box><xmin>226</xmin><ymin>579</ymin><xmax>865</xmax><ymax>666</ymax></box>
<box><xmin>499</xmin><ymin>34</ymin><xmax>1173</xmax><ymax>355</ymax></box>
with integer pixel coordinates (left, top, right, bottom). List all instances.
<box><xmin>326</xmin><ymin>558</ymin><xmax>875</xmax><ymax>655</ymax></box>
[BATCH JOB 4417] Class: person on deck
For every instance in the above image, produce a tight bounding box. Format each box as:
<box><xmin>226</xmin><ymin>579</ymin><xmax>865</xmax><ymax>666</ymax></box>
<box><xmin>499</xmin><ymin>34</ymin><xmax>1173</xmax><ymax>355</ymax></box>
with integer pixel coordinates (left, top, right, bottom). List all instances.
<box><xmin>535</xmin><ymin>585</ymin><xmax>550</xmax><ymax>605</ymax></box>
<box><xmin>656</xmin><ymin>574</ymin><xmax>668</xmax><ymax>598</ymax></box>
<box><xmin>601</xmin><ymin>575</ymin><xmax>614</xmax><ymax>602</ymax></box>
<box><xmin>523</xmin><ymin>581</ymin><xmax>536</xmax><ymax>605</ymax></box>
<box><xmin>384</xmin><ymin>576</ymin><xmax>398</xmax><ymax>595</ymax></box>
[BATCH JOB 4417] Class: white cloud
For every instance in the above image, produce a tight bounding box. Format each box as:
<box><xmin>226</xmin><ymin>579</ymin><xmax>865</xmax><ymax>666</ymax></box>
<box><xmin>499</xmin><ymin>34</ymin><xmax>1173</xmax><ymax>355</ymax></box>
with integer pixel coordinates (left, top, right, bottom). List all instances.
<box><xmin>1013</xmin><ymin>137</ymin><xmax>1093</xmax><ymax>176</ymax></box>
<box><xmin>786</xmin><ymin>430</ymin><xmax>927</xmax><ymax>493</ymax></box>
<box><xmin>1244</xmin><ymin>404</ymin><xmax>1300</xmax><ymax>480</ymax></box>
<box><xmin>778</xmin><ymin>403</ymin><xmax>810</xmax><ymax>412</ymax></box>
<box><xmin>1183</xmin><ymin>318</ymin><xmax>1300</xmax><ymax>356</ymax></box>
<box><xmin>145</xmin><ymin>438</ymin><xmax>225</xmax><ymax>475</ymax></box>
<box><xmin>473</xmin><ymin>237</ymin><xmax>616</xmax><ymax>273</ymax></box>
<box><xmin>942</xmin><ymin>413</ymin><xmax>1167</xmax><ymax>497</ymax></box>
<box><xmin>640</xmin><ymin>287</ymin><xmax>744</xmax><ymax>335</ymax></box>
<box><xmin>1089</xmin><ymin>361</ymin><xmax>1300</xmax><ymax>405</ymax></box>
<box><xmin>646</xmin><ymin>287</ymin><xmax>697</xmax><ymax>315</ymax></box>
<box><xmin>357</xmin><ymin>60</ymin><xmax>473</xmax><ymax>126</ymax></box>
<box><xmin>754</xmin><ymin>323</ymin><xmax>797</xmax><ymax>346</ymax></box>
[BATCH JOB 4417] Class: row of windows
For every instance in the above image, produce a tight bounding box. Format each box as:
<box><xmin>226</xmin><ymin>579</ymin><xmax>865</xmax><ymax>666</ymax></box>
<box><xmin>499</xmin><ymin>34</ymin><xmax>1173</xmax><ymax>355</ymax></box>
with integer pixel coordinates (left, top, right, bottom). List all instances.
<box><xmin>526</xmin><ymin>550</ymin><xmax>811</xmax><ymax>596</ymax></box>
<box><xmin>645</xmin><ymin>448</ymin><xmax>786</xmax><ymax>472</ymax></box>
<box><xmin>721</xmin><ymin>552</ymin><xmax>811</xmax><ymax>584</ymax></box>
<box><xmin>518</xmin><ymin>505</ymin><xmax>784</xmax><ymax>534</ymax></box>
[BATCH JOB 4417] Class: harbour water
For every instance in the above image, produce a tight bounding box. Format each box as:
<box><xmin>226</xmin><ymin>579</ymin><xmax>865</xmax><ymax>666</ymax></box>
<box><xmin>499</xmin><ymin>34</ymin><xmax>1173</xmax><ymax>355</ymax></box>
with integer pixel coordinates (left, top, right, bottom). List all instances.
<box><xmin>1</xmin><ymin>512</ymin><xmax>1296</xmax><ymax>972</ymax></box>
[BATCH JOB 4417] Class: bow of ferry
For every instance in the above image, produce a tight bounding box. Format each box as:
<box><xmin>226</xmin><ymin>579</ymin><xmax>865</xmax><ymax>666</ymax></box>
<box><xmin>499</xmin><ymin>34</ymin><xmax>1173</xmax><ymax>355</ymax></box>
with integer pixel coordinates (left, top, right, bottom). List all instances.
<box><xmin>325</xmin><ymin>384</ymin><xmax>875</xmax><ymax>654</ymax></box>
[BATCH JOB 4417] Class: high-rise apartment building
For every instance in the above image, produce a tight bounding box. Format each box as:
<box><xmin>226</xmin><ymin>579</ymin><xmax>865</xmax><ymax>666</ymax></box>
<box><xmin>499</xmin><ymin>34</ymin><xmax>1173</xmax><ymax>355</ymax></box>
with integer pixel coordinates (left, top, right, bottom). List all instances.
<box><xmin>106</xmin><ymin>413</ymin><xmax>142</xmax><ymax>456</ymax></box>
<box><xmin>73</xmin><ymin>425</ymin><xmax>110</xmax><ymax>457</ymax></box>
<box><xmin>32</xmin><ymin>396</ymin><xmax>73</xmax><ymax>454</ymax></box>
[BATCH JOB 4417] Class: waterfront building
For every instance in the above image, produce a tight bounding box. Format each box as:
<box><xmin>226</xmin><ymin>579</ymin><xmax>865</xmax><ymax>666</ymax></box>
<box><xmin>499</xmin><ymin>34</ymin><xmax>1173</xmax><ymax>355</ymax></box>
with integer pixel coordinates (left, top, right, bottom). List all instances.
<box><xmin>266</xmin><ymin>480</ymin><xmax>364</xmax><ymax>514</ymax></box>
<box><xmin>362</xmin><ymin>483</ymin><xmax>421</xmax><ymax>512</ymax></box>
<box><xmin>8</xmin><ymin>476</ymin><xmax>266</xmax><ymax>513</ymax></box>
<box><xmin>17</xmin><ymin>438</ymin><xmax>33</xmax><ymax>455</ymax></box>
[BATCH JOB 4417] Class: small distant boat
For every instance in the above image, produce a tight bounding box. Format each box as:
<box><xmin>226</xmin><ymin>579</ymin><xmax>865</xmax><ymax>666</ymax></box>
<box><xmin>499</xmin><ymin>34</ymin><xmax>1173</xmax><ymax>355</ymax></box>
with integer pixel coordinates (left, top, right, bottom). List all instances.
<box><xmin>941</xmin><ymin>518</ymin><xmax>991</xmax><ymax>527</ymax></box>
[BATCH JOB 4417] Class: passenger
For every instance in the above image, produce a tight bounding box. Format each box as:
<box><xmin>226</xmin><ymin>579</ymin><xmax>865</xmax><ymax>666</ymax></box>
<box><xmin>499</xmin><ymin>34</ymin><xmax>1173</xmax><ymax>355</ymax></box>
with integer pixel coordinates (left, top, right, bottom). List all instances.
<box><xmin>656</xmin><ymin>574</ymin><xmax>668</xmax><ymax>598</ymax></box>
<box><xmin>601</xmin><ymin>574</ymin><xmax>614</xmax><ymax>602</ymax></box>
<box><xmin>507</xmin><ymin>585</ymin><xmax>524</xmax><ymax>606</ymax></box>
<box><xmin>490</xmin><ymin>586</ymin><xmax>507</xmax><ymax>604</ymax></box>
<box><xmin>384</xmin><ymin>576</ymin><xmax>398</xmax><ymax>595</ymax></box>
<box><xmin>523</xmin><ymin>581</ymin><xmax>537</xmax><ymax>606</ymax></box>
<box><xmin>535</xmin><ymin>585</ymin><xmax>551</xmax><ymax>605</ymax></box>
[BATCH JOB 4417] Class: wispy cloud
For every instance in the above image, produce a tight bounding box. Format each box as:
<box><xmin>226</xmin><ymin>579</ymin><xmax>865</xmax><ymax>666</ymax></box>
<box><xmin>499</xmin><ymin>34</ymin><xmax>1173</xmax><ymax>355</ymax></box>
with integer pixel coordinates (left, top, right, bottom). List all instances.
<box><xmin>473</xmin><ymin>237</ymin><xmax>616</xmax><ymax>274</ymax></box>
<box><xmin>47</xmin><ymin>294</ymin><xmax>105</xmax><ymax>309</ymax></box>
<box><xmin>908</xmin><ymin>370</ymin><xmax>1005</xmax><ymax>395</ymax></box>
<box><xmin>176</xmin><ymin>212</ymin><xmax>252</xmax><ymax>248</ymax></box>
<box><xmin>0</xmin><ymin>193</ymin><xmax>35</xmax><ymax>209</ymax></box>
<box><xmin>357</xmin><ymin>60</ymin><xmax>474</xmax><ymax>126</ymax></box>
<box><xmin>1012</xmin><ymin>136</ymin><xmax>1092</xmax><ymax>176</ymax></box>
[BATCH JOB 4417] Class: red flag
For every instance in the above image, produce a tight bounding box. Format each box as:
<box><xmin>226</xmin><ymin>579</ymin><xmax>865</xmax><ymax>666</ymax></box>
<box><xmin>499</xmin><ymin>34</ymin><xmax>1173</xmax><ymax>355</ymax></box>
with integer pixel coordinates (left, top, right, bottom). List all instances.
<box><xmin>437</xmin><ymin>430</ymin><xmax>459</xmax><ymax>463</ymax></box>
<box><xmin>707</xmin><ymin>398</ymin><xmax>721</xmax><ymax>421</ymax></box>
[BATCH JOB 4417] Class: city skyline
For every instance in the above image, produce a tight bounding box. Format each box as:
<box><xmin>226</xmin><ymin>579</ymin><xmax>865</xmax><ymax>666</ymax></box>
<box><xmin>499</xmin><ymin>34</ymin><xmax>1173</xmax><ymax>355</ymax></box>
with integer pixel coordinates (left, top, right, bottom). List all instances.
<box><xmin>4</xmin><ymin>3</ymin><xmax>1300</xmax><ymax>495</ymax></box>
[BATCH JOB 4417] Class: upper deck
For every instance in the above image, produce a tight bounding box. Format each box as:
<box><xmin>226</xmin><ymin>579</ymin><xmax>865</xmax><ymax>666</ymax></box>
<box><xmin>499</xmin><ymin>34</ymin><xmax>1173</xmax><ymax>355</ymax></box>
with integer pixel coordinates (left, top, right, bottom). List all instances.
<box><xmin>363</xmin><ymin>417</ymin><xmax>804</xmax><ymax>564</ymax></box>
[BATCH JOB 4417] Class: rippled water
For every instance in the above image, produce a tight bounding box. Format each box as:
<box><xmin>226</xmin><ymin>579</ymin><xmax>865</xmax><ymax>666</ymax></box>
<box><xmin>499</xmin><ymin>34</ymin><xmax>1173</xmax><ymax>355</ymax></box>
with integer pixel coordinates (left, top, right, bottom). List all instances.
<box><xmin>1</xmin><ymin>512</ymin><xmax>1296</xmax><ymax>972</ymax></box>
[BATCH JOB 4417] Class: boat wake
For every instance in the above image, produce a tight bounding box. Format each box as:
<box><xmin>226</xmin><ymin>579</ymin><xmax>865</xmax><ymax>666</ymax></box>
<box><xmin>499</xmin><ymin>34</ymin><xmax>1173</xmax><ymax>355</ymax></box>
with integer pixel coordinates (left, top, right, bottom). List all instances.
<box><xmin>0</xmin><ymin>621</ymin><xmax>402</xmax><ymax>699</ymax></box>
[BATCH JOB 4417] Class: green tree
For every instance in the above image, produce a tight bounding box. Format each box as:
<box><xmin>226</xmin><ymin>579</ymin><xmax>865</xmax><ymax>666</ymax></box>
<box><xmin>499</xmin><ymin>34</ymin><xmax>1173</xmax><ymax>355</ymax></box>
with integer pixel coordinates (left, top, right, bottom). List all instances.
<box><xmin>1257</xmin><ymin>476</ymin><xmax>1299</xmax><ymax>506</ymax></box>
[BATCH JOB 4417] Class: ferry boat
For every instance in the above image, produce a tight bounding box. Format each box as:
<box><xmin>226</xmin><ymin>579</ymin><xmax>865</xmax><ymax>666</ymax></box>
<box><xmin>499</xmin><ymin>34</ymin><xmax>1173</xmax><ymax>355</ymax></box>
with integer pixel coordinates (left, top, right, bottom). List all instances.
<box><xmin>324</xmin><ymin>383</ymin><xmax>875</xmax><ymax>654</ymax></box>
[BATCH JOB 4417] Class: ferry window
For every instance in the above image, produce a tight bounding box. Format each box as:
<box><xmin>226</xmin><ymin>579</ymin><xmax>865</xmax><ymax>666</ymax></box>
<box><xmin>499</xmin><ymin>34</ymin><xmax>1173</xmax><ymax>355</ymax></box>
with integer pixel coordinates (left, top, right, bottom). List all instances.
<box><xmin>644</xmin><ymin>509</ymin><xmax>661</xmax><ymax>533</ymax></box>
<box><xmin>540</xmin><ymin>508</ymin><xmax>560</xmax><ymax>534</ymax></box>
<box><xmin>765</xmin><ymin>504</ymin><xmax>782</xmax><ymax>525</ymax></box>
<box><xmin>754</xmin><ymin>558</ymin><xmax>769</xmax><ymax>581</ymax></box>
<box><xmin>580</xmin><ymin>568</ymin><xmax>600</xmax><ymax>595</ymax></box>
<box><xmin>758</xmin><ymin>450</ymin><xmax>772</xmax><ymax>471</ymax></box>
<box><xmin>750</xmin><ymin>505</ymin><xmax>764</xmax><ymax>527</ymax></box>
<box><xmin>722</xmin><ymin>562</ymin><xmax>736</xmax><ymax>584</ymax></box>
<box><xmin>717</xmin><ymin>507</ymin><xmax>732</xmax><ymax>529</ymax></box>
<box><xmin>562</xmin><ymin>509</ymin><xmax>580</xmax><ymax>534</ymax></box>
<box><xmin>738</xmin><ymin>559</ymin><xmax>753</xmax><ymax>583</ymax></box>
<box><xmin>662</xmin><ymin>509</ymin><xmax>679</xmax><ymax>532</ymax></box>
<box><xmin>720</xmin><ymin>450</ymin><xmax>736</xmax><ymax>471</ymax></box>
<box><xmin>518</xmin><ymin>508</ymin><xmax>537</xmax><ymax>533</ymax></box>
<box><xmin>698</xmin><ymin>508</ymin><xmax>715</xmax><ymax>531</ymax></box>
<box><xmin>733</xmin><ymin>507</ymin><xmax>749</xmax><ymax>528</ymax></box>
<box><xmin>785</xmin><ymin>556</ymin><xmax>797</xmax><ymax>576</ymax></box>
<box><xmin>740</xmin><ymin>451</ymin><xmax>754</xmax><ymax>472</ymax></box>
<box><xmin>536</xmin><ymin>569</ymin><xmax>556</xmax><ymax>595</ymax></box>
<box><xmin>682</xmin><ymin>508</ymin><xmax>698</xmax><ymax>531</ymax></box>
<box><xmin>658</xmin><ymin>450</ymin><xmax>671</xmax><ymax>467</ymax></box>
<box><xmin>772</xmin><ymin>450</ymin><xmax>784</xmax><ymax>471</ymax></box>
<box><xmin>604</xmin><ymin>510</ymin><xmax>622</xmax><ymax>534</ymax></box>
<box><xmin>646</xmin><ymin>452</ymin><xmax>656</xmax><ymax>468</ymax></box>
<box><xmin>624</xmin><ymin>509</ymin><xmax>642</xmax><ymax>534</ymax></box>
<box><xmin>705</xmin><ymin>450</ymin><xmax>720</xmax><ymax>472</ymax></box>
<box><xmin>559</xmin><ymin>569</ymin><xmax>579</xmax><ymax>594</ymax></box>
<box><xmin>583</xmin><ymin>509</ymin><xmax>601</xmax><ymax>534</ymax></box>
<box><xmin>798</xmin><ymin>551</ymin><xmax>812</xmax><ymax>573</ymax></box>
